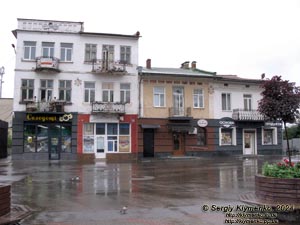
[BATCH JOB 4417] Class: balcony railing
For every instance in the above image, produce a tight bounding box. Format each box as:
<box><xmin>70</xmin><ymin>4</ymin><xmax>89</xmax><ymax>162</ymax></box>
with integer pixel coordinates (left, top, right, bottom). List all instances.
<box><xmin>232</xmin><ymin>109</ymin><xmax>264</xmax><ymax>121</ymax></box>
<box><xmin>169</xmin><ymin>107</ymin><xmax>191</xmax><ymax>117</ymax></box>
<box><xmin>91</xmin><ymin>59</ymin><xmax>127</xmax><ymax>75</ymax></box>
<box><xmin>91</xmin><ymin>102</ymin><xmax>125</xmax><ymax>114</ymax></box>
<box><xmin>25</xmin><ymin>99</ymin><xmax>65</xmax><ymax>112</ymax></box>
<box><xmin>35</xmin><ymin>56</ymin><xmax>60</xmax><ymax>72</ymax></box>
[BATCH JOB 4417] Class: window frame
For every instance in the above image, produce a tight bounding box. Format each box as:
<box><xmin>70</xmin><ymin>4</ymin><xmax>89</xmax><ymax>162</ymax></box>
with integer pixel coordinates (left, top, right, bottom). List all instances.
<box><xmin>23</xmin><ymin>41</ymin><xmax>36</xmax><ymax>60</ymax></box>
<box><xmin>153</xmin><ymin>87</ymin><xmax>165</xmax><ymax>107</ymax></box>
<box><xmin>42</xmin><ymin>42</ymin><xmax>55</xmax><ymax>58</ymax></box>
<box><xmin>221</xmin><ymin>93</ymin><xmax>231</xmax><ymax>111</ymax></box>
<box><xmin>262</xmin><ymin>127</ymin><xmax>278</xmax><ymax>145</ymax></box>
<box><xmin>120</xmin><ymin>83</ymin><xmax>130</xmax><ymax>103</ymax></box>
<box><xmin>219</xmin><ymin>127</ymin><xmax>236</xmax><ymax>146</ymax></box>
<box><xmin>40</xmin><ymin>79</ymin><xmax>53</xmax><ymax>101</ymax></box>
<box><xmin>193</xmin><ymin>89</ymin><xmax>204</xmax><ymax>108</ymax></box>
<box><xmin>58</xmin><ymin>80</ymin><xmax>72</xmax><ymax>102</ymax></box>
<box><xmin>85</xmin><ymin>43</ymin><xmax>97</xmax><ymax>62</ymax></box>
<box><xmin>60</xmin><ymin>43</ymin><xmax>73</xmax><ymax>62</ymax></box>
<box><xmin>120</xmin><ymin>46</ymin><xmax>131</xmax><ymax>64</ymax></box>
<box><xmin>21</xmin><ymin>79</ymin><xmax>34</xmax><ymax>101</ymax></box>
<box><xmin>84</xmin><ymin>81</ymin><xmax>95</xmax><ymax>103</ymax></box>
<box><xmin>243</xmin><ymin>94</ymin><xmax>252</xmax><ymax>111</ymax></box>
<box><xmin>102</xmin><ymin>83</ymin><xmax>114</xmax><ymax>102</ymax></box>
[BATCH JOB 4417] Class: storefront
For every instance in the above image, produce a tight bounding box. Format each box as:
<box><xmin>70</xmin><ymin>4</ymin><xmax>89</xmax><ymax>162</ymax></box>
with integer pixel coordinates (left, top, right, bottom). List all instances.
<box><xmin>12</xmin><ymin>112</ymin><xmax>78</xmax><ymax>160</ymax></box>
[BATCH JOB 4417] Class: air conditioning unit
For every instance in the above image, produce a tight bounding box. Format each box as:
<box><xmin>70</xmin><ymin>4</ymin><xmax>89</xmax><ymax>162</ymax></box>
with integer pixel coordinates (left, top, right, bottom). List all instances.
<box><xmin>188</xmin><ymin>127</ymin><xmax>197</xmax><ymax>135</ymax></box>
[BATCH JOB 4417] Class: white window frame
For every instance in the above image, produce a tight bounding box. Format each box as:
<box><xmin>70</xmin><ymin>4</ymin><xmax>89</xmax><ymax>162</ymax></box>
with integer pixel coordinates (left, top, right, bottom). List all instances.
<box><xmin>153</xmin><ymin>87</ymin><xmax>165</xmax><ymax>107</ymax></box>
<box><xmin>23</xmin><ymin>41</ymin><xmax>36</xmax><ymax>60</ymax></box>
<box><xmin>193</xmin><ymin>89</ymin><xmax>204</xmax><ymax>108</ymax></box>
<box><xmin>40</xmin><ymin>79</ymin><xmax>53</xmax><ymax>101</ymax></box>
<box><xmin>102</xmin><ymin>45</ymin><xmax>114</xmax><ymax>62</ymax></box>
<box><xmin>21</xmin><ymin>79</ymin><xmax>34</xmax><ymax>101</ymax></box>
<box><xmin>84</xmin><ymin>81</ymin><xmax>95</xmax><ymax>103</ymax></box>
<box><xmin>58</xmin><ymin>80</ymin><xmax>72</xmax><ymax>102</ymax></box>
<box><xmin>85</xmin><ymin>44</ymin><xmax>97</xmax><ymax>62</ymax></box>
<box><xmin>221</xmin><ymin>93</ymin><xmax>231</xmax><ymax>111</ymax></box>
<box><xmin>219</xmin><ymin>127</ymin><xmax>236</xmax><ymax>146</ymax></box>
<box><xmin>60</xmin><ymin>43</ymin><xmax>73</xmax><ymax>62</ymax></box>
<box><xmin>243</xmin><ymin>94</ymin><xmax>252</xmax><ymax>111</ymax></box>
<box><xmin>102</xmin><ymin>83</ymin><xmax>114</xmax><ymax>102</ymax></box>
<box><xmin>120</xmin><ymin>46</ymin><xmax>131</xmax><ymax>64</ymax></box>
<box><xmin>120</xmin><ymin>83</ymin><xmax>130</xmax><ymax>103</ymax></box>
<box><xmin>42</xmin><ymin>42</ymin><xmax>55</xmax><ymax>57</ymax></box>
<box><xmin>262</xmin><ymin>127</ymin><xmax>278</xmax><ymax>145</ymax></box>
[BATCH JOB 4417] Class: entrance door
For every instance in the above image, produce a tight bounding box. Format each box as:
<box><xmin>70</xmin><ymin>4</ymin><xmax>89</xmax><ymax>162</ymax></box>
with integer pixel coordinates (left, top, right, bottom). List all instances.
<box><xmin>244</xmin><ymin>130</ymin><xmax>256</xmax><ymax>155</ymax></box>
<box><xmin>173</xmin><ymin>87</ymin><xmax>184</xmax><ymax>116</ymax></box>
<box><xmin>49</xmin><ymin>125</ymin><xmax>60</xmax><ymax>160</ymax></box>
<box><xmin>173</xmin><ymin>133</ymin><xmax>185</xmax><ymax>156</ymax></box>
<box><xmin>95</xmin><ymin>136</ymin><xmax>106</xmax><ymax>159</ymax></box>
<box><xmin>143</xmin><ymin>129</ymin><xmax>154</xmax><ymax>157</ymax></box>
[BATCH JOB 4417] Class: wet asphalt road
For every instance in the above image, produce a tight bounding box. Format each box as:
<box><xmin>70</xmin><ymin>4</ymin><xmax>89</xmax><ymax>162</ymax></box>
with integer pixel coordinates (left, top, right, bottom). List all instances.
<box><xmin>0</xmin><ymin>155</ymin><xmax>295</xmax><ymax>225</ymax></box>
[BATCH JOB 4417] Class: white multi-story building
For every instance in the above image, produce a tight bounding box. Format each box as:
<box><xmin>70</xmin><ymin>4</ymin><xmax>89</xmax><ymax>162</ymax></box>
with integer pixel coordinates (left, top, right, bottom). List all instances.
<box><xmin>209</xmin><ymin>75</ymin><xmax>282</xmax><ymax>155</ymax></box>
<box><xmin>12</xmin><ymin>18</ymin><xmax>140</xmax><ymax>161</ymax></box>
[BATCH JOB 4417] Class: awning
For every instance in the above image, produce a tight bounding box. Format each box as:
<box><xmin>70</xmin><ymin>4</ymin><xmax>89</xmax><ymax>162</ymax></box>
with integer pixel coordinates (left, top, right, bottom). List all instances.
<box><xmin>141</xmin><ymin>124</ymin><xmax>161</xmax><ymax>129</ymax></box>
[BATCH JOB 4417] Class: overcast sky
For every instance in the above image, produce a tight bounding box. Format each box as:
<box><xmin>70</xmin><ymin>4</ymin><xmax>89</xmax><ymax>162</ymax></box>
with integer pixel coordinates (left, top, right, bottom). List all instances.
<box><xmin>1</xmin><ymin>0</ymin><xmax>300</xmax><ymax>98</ymax></box>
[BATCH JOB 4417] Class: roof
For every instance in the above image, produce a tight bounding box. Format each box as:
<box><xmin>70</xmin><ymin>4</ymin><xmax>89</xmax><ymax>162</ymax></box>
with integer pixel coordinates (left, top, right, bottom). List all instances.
<box><xmin>216</xmin><ymin>74</ymin><xmax>263</xmax><ymax>84</ymax></box>
<box><xmin>141</xmin><ymin>67</ymin><xmax>216</xmax><ymax>78</ymax></box>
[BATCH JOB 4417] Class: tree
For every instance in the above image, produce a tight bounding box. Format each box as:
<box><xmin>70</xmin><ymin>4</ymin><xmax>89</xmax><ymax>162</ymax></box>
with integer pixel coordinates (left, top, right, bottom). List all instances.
<box><xmin>258</xmin><ymin>76</ymin><xmax>300</xmax><ymax>165</ymax></box>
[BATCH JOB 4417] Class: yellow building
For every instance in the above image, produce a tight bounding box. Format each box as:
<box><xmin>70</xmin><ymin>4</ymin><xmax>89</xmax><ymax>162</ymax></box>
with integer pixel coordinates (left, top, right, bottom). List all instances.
<box><xmin>138</xmin><ymin>60</ymin><xmax>216</xmax><ymax>157</ymax></box>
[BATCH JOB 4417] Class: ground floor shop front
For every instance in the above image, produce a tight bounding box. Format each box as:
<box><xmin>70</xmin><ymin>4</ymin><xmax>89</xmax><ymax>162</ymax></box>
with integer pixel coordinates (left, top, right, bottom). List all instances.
<box><xmin>11</xmin><ymin>112</ymin><xmax>138</xmax><ymax>161</ymax></box>
<box><xmin>138</xmin><ymin>118</ymin><xmax>283</xmax><ymax>158</ymax></box>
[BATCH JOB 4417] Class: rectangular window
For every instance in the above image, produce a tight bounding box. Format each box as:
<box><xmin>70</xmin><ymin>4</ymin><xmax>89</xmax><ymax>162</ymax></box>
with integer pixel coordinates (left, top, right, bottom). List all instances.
<box><xmin>243</xmin><ymin>94</ymin><xmax>252</xmax><ymax>111</ymax></box>
<box><xmin>120</xmin><ymin>83</ymin><xmax>130</xmax><ymax>103</ymax></box>
<box><xmin>84</xmin><ymin>82</ymin><xmax>95</xmax><ymax>103</ymax></box>
<box><xmin>222</xmin><ymin>93</ymin><xmax>231</xmax><ymax>111</ymax></box>
<box><xmin>102</xmin><ymin>83</ymin><xmax>114</xmax><ymax>102</ymax></box>
<box><xmin>263</xmin><ymin>128</ymin><xmax>277</xmax><ymax>145</ymax></box>
<box><xmin>42</xmin><ymin>42</ymin><xmax>54</xmax><ymax>57</ymax></box>
<box><xmin>83</xmin><ymin>123</ymin><xmax>94</xmax><ymax>153</ymax></box>
<box><xmin>24</xmin><ymin>125</ymin><xmax>36</xmax><ymax>152</ymax></box>
<box><xmin>96</xmin><ymin>123</ymin><xmax>105</xmax><ymax>135</ymax></box>
<box><xmin>108</xmin><ymin>136</ymin><xmax>118</xmax><ymax>152</ymax></box>
<box><xmin>59</xmin><ymin>80</ymin><xmax>71</xmax><ymax>102</ymax></box>
<box><xmin>102</xmin><ymin>45</ymin><xmax>114</xmax><ymax>62</ymax></box>
<box><xmin>107</xmin><ymin>123</ymin><xmax>118</xmax><ymax>135</ymax></box>
<box><xmin>120</xmin><ymin>46</ymin><xmax>131</xmax><ymax>64</ymax></box>
<box><xmin>61</xmin><ymin>125</ymin><xmax>71</xmax><ymax>153</ymax></box>
<box><xmin>220</xmin><ymin>127</ymin><xmax>236</xmax><ymax>146</ymax></box>
<box><xmin>40</xmin><ymin>80</ymin><xmax>53</xmax><ymax>101</ymax></box>
<box><xmin>197</xmin><ymin>127</ymin><xmax>206</xmax><ymax>146</ymax></box>
<box><xmin>153</xmin><ymin>87</ymin><xmax>165</xmax><ymax>107</ymax></box>
<box><xmin>85</xmin><ymin>44</ymin><xmax>97</xmax><ymax>61</ymax></box>
<box><xmin>119</xmin><ymin>123</ymin><xmax>130</xmax><ymax>135</ymax></box>
<box><xmin>24</xmin><ymin>41</ymin><xmax>36</xmax><ymax>60</ymax></box>
<box><xmin>193</xmin><ymin>89</ymin><xmax>204</xmax><ymax>108</ymax></box>
<box><xmin>60</xmin><ymin>43</ymin><xmax>73</xmax><ymax>62</ymax></box>
<box><xmin>21</xmin><ymin>79</ymin><xmax>34</xmax><ymax>101</ymax></box>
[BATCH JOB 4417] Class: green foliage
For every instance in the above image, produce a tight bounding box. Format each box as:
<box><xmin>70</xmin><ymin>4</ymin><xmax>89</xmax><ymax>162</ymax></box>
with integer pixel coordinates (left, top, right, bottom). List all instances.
<box><xmin>262</xmin><ymin>159</ymin><xmax>300</xmax><ymax>178</ymax></box>
<box><xmin>283</xmin><ymin>125</ymin><xmax>300</xmax><ymax>140</ymax></box>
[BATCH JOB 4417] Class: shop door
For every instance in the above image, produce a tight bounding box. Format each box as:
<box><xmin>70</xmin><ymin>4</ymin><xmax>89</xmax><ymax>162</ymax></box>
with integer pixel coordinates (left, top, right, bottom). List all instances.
<box><xmin>49</xmin><ymin>125</ymin><xmax>61</xmax><ymax>160</ymax></box>
<box><xmin>143</xmin><ymin>129</ymin><xmax>154</xmax><ymax>157</ymax></box>
<box><xmin>173</xmin><ymin>133</ymin><xmax>185</xmax><ymax>156</ymax></box>
<box><xmin>95</xmin><ymin>136</ymin><xmax>106</xmax><ymax>159</ymax></box>
<box><xmin>243</xmin><ymin>131</ymin><xmax>256</xmax><ymax>155</ymax></box>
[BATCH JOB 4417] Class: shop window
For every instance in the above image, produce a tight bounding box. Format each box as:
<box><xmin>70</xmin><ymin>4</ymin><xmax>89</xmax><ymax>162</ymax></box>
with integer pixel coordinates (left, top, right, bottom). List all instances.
<box><xmin>83</xmin><ymin>123</ymin><xmax>94</xmax><ymax>153</ymax></box>
<box><xmin>108</xmin><ymin>136</ymin><xmax>118</xmax><ymax>152</ymax></box>
<box><xmin>197</xmin><ymin>127</ymin><xmax>206</xmax><ymax>146</ymax></box>
<box><xmin>24</xmin><ymin>125</ymin><xmax>36</xmax><ymax>152</ymax></box>
<box><xmin>37</xmin><ymin>125</ymin><xmax>48</xmax><ymax>152</ymax></box>
<box><xmin>107</xmin><ymin>123</ymin><xmax>118</xmax><ymax>135</ymax></box>
<box><xmin>262</xmin><ymin>128</ymin><xmax>277</xmax><ymax>145</ymax></box>
<box><xmin>84</xmin><ymin>123</ymin><xmax>94</xmax><ymax>135</ymax></box>
<box><xmin>96</xmin><ymin>123</ymin><xmax>105</xmax><ymax>135</ymax></box>
<box><xmin>119</xmin><ymin>123</ymin><xmax>130</xmax><ymax>135</ymax></box>
<box><xmin>220</xmin><ymin>127</ymin><xmax>236</xmax><ymax>146</ymax></box>
<box><xmin>61</xmin><ymin>125</ymin><xmax>71</xmax><ymax>153</ymax></box>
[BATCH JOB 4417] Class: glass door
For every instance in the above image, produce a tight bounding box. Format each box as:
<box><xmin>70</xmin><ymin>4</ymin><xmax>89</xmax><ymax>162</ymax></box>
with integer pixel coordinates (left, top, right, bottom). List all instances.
<box><xmin>173</xmin><ymin>87</ymin><xmax>184</xmax><ymax>116</ymax></box>
<box><xmin>95</xmin><ymin>136</ymin><xmax>106</xmax><ymax>159</ymax></box>
<box><xmin>49</xmin><ymin>125</ymin><xmax>61</xmax><ymax>160</ymax></box>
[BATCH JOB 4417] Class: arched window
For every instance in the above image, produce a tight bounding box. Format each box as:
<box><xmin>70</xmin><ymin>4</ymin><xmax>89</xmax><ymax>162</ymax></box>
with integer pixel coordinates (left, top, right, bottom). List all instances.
<box><xmin>197</xmin><ymin>127</ymin><xmax>207</xmax><ymax>146</ymax></box>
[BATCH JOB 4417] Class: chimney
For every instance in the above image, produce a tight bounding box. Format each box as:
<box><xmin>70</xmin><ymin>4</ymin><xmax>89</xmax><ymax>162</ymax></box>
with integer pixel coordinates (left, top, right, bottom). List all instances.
<box><xmin>181</xmin><ymin>61</ymin><xmax>190</xmax><ymax>69</ymax></box>
<box><xmin>146</xmin><ymin>59</ymin><xmax>151</xmax><ymax>69</ymax></box>
<box><xmin>191</xmin><ymin>61</ymin><xmax>197</xmax><ymax>69</ymax></box>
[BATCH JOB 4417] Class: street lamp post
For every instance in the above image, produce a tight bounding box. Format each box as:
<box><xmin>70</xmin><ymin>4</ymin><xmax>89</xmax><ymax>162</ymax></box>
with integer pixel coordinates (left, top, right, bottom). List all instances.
<box><xmin>0</xmin><ymin>66</ymin><xmax>5</xmax><ymax>98</ymax></box>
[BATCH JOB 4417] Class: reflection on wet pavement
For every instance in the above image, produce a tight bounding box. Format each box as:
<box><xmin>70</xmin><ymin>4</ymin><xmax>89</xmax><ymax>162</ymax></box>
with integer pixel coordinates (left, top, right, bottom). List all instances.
<box><xmin>1</xmin><ymin>155</ymin><xmax>296</xmax><ymax>224</ymax></box>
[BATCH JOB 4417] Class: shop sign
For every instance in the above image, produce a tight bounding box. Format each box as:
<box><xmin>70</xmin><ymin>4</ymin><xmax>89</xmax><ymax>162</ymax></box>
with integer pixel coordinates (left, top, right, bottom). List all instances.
<box><xmin>265</xmin><ymin>122</ymin><xmax>282</xmax><ymax>127</ymax></box>
<box><xmin>219</xmin><ymin>120</ymin><xmax>235</xmax><ymax>128</ymax></box>
<box><xmin>26</xmin><ymin>113</ymin><xmax>73</xmax><ymax>122</ymax></box>
<box><xmin>197</xmin><ymin>119</ymin><xmax>208</xmax><ymax>127</ymax></box>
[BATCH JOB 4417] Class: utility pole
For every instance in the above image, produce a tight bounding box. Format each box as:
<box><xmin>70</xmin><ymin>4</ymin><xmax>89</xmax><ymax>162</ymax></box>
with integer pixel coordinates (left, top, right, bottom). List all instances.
<box><xmin>0</xmin><ymin>66</ymin><xmax>5</xmax><ymax>98</ymax></box>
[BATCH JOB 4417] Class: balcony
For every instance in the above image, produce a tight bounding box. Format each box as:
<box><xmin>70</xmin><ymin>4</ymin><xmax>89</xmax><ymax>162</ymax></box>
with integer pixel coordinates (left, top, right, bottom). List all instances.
<box><xmin>91</xmin><ymin>102</ymin><xmax>125</xmax><ymax>114</ymax></box>
<box><xmin>232</xmin><ymin>109</ymin><xmax>264</xmax><ymax>121</ymax></box>
<box><xmin>35</xmin><ymin>57</ymin><xmax>60</xmax><ymax>72</ymax></box>
<box><xmin>169</xmin><ymin>107</ymin><xmax>191</xmax><ymax>117</ymax></box>
<box><xmin>25</xmin><ymin>99</ymin><xmax>65</xmax><ymax>112</ymax></box>
<box><xmin>91</xmin><ymin>59</ymin><xmax>127</xmax><ymax>75</ymax></box>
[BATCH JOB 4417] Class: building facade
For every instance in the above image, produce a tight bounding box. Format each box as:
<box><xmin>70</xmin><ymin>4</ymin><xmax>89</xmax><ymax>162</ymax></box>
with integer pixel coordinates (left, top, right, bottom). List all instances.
<box><xmin>12</xmin><ymin>18</ymin><xmax>140</xmax><ymax>161</ymax></box>
<box><xmin>138</xmin><ymin>61</ymin><xmax>282</xmax><ymax>158</ymax></box>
